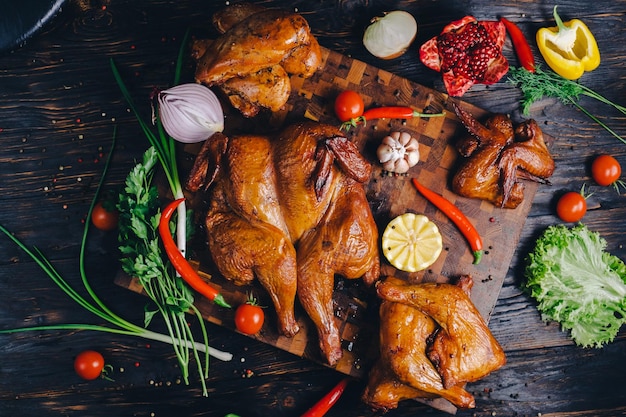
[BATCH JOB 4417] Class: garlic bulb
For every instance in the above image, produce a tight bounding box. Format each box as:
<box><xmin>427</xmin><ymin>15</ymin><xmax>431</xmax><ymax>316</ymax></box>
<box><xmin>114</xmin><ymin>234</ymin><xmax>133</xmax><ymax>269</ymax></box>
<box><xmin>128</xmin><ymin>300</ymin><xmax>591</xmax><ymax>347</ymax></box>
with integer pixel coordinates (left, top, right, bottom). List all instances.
<box><xmin>363</xmin><ymin>10</ymin><xmax>418</xmax><ymax>59</ymax></box>
<box><xmin>158</xmin><ymin>83</ymin><xmax>225</xmax><ymax>143</ymax></box>
<box><xmin>377</xmin><ymin>131</ymin><xmax>420</xmax><ymax>174</ymax></box>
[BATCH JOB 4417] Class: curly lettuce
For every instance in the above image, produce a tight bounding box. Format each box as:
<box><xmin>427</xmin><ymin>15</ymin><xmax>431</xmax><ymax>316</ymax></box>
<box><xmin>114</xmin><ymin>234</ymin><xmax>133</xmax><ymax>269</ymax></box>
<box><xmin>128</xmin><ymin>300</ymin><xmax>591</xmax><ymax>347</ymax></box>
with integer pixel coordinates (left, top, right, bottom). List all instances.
<box><xmin>524</xmin><ymin>224</ymin><xmax>626</xmax><ymax>348</ymax></box>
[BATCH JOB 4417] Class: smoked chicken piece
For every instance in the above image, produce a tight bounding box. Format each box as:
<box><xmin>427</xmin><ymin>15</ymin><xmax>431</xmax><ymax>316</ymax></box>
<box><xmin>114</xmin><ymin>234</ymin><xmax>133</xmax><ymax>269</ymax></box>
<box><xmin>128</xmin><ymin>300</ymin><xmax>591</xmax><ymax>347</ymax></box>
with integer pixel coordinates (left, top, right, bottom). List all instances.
<box><xmin>193</xmin><ymin>6</ymin><xmax>321</xmax><ymax>117</ymax></box>
<box><xmin>451</xmin><ymin>103</ymin><xmax>555</xmax><ymax>208</ymax></box>
<box><xmin>377</xmin><ymin>277</ymin><xmax>506</xmax><ymax>390</ymax></box>
<box><xmin>363</xmin><ymin>276</ymin><xmax>507</xmax><ymax>412</ymax></box>
<box><xmin>185</xmin><ymin>122</ymin><xmax>380</xmax><ymax>365</ymax></box>
<box><xmin>362</xmin><ymin>278</ymin><xmax>476</xmax><ymax>411</ymax></box>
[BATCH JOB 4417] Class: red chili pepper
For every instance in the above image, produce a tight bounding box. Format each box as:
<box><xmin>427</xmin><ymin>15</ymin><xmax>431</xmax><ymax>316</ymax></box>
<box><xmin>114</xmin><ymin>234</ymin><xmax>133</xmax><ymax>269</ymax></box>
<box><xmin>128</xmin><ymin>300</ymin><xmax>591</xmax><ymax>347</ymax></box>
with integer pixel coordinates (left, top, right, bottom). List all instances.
<box><xmin>500</xmin><ymin>17</ymin><xmax>535</xmax><ymax>72</ymax></box>
<box><xmin>411</xmin><ymin>179</ymin><xmax>483</xmax><ymax>264</ymax></box>
<box><xmin>301</xmin><ymin>378</ymin><xmax>349</xmax><ymax>417</ymax></box>
<box><xmin>159</xmin><ymin>198</ymin><xmax>231</xmax><ymax>308</ymax></box>
<box><xmin>341</xmin><ymin>106</ymin><xmax>445</xmax><ymax>130</ymax></box>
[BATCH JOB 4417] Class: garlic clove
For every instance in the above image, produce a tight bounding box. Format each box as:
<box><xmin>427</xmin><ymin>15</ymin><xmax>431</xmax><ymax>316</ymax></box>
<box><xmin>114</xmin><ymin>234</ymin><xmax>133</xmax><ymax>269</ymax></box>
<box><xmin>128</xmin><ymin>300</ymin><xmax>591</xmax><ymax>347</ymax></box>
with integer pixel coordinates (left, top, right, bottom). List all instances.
<box><xmin>363</xmin><ymin>10</ymin><xmax>418</xmax><ymax>60</ymax></box>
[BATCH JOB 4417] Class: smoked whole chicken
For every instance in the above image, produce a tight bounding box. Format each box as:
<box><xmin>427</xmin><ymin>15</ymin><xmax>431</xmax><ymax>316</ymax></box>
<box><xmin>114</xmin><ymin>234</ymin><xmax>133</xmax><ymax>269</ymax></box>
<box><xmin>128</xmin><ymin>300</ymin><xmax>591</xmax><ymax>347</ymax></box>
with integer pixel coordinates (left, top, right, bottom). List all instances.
<box><xmin>185</xmin><ymin>121</ymin><xmax>380</xmax><ymax>366</ymax></box>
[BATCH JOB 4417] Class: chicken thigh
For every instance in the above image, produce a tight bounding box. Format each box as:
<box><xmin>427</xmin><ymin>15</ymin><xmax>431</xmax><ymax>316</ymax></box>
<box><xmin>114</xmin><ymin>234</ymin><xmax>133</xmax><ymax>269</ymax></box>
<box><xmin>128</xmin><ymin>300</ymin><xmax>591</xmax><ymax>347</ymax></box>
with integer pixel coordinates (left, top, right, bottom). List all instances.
<box><xmin>363</xmin><ymin>276</ymin><xmax>505</xmax><ymax>411</ymax></box>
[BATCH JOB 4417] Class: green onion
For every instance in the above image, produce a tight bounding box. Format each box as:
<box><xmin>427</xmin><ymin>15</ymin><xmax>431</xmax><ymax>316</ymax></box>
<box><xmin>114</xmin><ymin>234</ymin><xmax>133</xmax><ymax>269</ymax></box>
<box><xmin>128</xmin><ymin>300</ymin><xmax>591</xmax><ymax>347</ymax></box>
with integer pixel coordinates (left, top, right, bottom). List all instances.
<box><xmin>0</xmin><ymin>128</ymin><xmax>232</xmax><ymax>378</ymax></box>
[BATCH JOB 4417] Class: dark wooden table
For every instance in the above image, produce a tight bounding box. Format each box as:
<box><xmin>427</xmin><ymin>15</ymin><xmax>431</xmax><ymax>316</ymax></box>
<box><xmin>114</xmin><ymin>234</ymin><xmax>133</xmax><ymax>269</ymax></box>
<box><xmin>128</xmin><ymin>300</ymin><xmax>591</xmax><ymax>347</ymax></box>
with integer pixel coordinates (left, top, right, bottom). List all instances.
<box><xmin>1</xmin><ymin>1</ymin><xmax>625</xmax><ymax>416</ymax></box>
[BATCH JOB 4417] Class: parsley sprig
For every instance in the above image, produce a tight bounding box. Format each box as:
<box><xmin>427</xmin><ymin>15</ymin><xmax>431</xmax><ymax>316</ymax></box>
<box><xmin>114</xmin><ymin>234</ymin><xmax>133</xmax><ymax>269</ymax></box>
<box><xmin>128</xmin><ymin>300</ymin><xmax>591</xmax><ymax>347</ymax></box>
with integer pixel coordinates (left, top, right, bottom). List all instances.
<box><xmin>0</xmin><ymin>130</ymin><xmax>232</xmax><ymax>397</ymax></box>
<box><xmin>118</xmin><ymin>147</ymin><xmax>216</xmax><ymax>395</ymax></box>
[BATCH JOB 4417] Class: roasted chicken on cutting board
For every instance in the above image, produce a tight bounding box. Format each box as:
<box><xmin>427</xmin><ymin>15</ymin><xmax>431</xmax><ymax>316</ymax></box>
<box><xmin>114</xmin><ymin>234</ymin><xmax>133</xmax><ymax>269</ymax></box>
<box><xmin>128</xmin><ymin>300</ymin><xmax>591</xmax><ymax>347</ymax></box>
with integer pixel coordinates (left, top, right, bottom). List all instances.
<box><xmin>451</xmin><ymin>103</ymin><xmax>555</xmax><ymax>208</ymax></box>
<box><xmin>362</xmin><ymin>276</ymin><xmax>506</xmax><ymax>412</ymax></box>
<box><xmin>192</xmin><ymin>4</ymin><xmax>321</xmax><ymax>117</ymax></box>
<box><xmin>185</xmin><ymin>121</ymin><xmax>380</xmax><ymax>366</ymax></box>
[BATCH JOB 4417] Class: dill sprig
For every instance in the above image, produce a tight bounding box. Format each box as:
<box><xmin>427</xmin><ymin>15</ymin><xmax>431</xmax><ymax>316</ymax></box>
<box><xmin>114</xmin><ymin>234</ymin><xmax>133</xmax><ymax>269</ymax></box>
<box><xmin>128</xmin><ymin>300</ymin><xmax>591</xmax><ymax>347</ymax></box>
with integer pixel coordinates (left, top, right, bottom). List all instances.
<box><xmin>507</xmin><ymin>66</ymin><xmax>626</xmax><ymax>145</ymax></box>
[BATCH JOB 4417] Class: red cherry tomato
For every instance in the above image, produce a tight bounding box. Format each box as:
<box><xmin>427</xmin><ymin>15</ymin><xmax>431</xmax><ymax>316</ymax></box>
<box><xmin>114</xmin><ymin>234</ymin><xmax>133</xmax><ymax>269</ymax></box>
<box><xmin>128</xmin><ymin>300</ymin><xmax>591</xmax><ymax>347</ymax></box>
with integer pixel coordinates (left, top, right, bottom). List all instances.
<box><xmin>556</xmin><ymin>191</ymin><xmax>587</xmax><ymax>223</ymax></box>
<box><xmin>591</xmin><ymin>154</ymin><xmax>621</xmax><ymax>186</ymax></box>
<box><xmin>91</xmin><ymin>201</ymin><xmax>119</xmax><ymax>231</ymax></box>
<box><xmin>235</xmin><ymin>298</ymin><xmax>265</xmax><ymax>335</ymax></box>
<box><xmin>74</xmin><ymin>350</ymin><xmax>105</xmax><ymax>380</ymax></box>
<box><xmin>334</xmin><ymin>90</ymin><xmax>364</xmax><ymax>122</ymax></box>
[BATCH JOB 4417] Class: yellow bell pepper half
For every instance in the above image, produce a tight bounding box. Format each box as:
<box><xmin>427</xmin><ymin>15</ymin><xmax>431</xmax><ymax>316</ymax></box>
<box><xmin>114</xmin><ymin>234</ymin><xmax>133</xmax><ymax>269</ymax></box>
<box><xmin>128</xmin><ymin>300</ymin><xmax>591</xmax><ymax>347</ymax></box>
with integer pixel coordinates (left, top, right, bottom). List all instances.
<box><xmin>536</xmin><ymin>6</ymin><xmax>600</xmax><ymax>80</ymax></box>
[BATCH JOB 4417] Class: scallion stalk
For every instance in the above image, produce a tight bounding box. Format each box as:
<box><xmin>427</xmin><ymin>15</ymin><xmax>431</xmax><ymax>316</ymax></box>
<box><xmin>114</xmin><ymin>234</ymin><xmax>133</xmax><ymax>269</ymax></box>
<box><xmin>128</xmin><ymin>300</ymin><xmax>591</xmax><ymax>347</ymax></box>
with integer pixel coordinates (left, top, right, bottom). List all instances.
<box><xmin>0</xmin><ymin>129</ymin><xmax>232</xmax><ymax>366</ymax></box>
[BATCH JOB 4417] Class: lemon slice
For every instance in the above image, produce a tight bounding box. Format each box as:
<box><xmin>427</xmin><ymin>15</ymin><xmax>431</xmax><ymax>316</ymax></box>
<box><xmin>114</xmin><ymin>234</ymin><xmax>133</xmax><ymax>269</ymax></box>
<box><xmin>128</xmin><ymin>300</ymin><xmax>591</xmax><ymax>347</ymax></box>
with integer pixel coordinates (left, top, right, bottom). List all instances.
<box><xmin>382</xmin><ymin>213</ymin><xmax>443</xmax><ymax>272</ymax></box>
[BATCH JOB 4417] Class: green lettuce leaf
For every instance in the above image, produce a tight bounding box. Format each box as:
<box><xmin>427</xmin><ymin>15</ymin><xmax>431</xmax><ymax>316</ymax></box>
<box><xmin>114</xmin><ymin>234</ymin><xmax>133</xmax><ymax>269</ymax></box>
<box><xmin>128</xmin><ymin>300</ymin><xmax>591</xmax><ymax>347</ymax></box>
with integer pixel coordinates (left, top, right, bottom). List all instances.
<box><xmin>524</xmin><ymin>224</ymin><xmax>626</xmax><ymax>348</ymax></box>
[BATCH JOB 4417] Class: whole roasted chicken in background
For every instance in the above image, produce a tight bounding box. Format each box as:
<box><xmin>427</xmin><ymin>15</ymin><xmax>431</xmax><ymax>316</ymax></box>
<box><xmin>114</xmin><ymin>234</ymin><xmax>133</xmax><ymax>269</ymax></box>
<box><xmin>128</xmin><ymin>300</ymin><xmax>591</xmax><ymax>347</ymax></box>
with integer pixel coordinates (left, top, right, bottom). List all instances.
<box><xmin>362</xmin><ymin>276</ymin><xmax>506</xmax><ymax>412</ymax></box>
<box><xmin>192</xmin><ymin>3</ymin><xmax>322</xmax><ymax>117</ymax></box>
<box><xmin>185</xmin><ymin>121</ymin><xmax>380</xmax><ymax>366</ymax></box>
<box><xmin>451</xmin><ymin>103</ymin><xmax>555</xmax><ymax>208</ymax></box>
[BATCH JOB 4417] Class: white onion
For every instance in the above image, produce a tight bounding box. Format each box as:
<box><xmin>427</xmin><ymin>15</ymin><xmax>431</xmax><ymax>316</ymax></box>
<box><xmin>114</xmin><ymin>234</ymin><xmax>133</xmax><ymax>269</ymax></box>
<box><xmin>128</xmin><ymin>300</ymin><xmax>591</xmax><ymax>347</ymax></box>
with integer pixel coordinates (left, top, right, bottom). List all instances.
<box><xmin>157</xmin><ymin>83</ymin><xmax>224</xmax><ymax>143</ymax></box>
<box><xmin>363</xmin><ymin>10</ymin><xmax>418</xmax><ymax>60</ymax></box>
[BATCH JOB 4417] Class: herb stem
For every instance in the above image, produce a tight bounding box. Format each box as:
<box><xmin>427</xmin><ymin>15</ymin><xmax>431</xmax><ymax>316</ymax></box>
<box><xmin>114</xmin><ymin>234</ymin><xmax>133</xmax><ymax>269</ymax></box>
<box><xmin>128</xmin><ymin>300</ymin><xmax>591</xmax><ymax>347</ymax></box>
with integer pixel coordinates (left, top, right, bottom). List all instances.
<box><xmin>0</xmin><ymin>324</ymin><xmax>231</xmax><ymax>361</ymax></box>
<box><xmin>507</xmin><ymin>66</ymin><xmax>626</xmax><ymax>145</ymax></box>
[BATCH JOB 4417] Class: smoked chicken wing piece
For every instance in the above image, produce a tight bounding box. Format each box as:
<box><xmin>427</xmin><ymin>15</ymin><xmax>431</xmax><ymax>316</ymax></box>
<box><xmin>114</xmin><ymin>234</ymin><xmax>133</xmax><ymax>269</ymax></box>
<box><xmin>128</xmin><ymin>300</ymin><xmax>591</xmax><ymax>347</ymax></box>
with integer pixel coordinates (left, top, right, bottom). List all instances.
<box><xmin>498</xmin><ymin>119</ymin><xmax>555</xmax><ymax>201</ymax></box>
<box><xmin>377</xmin><ymin>279</ymin><xmax>506</xmax><ymax>390</ymax></box>
<box><xmin>451</xmin><ymin>103</ymin><xmax>554</xmax><ymax>208</ymax></box>
<box><xmin>186</xmin><ymin>131</ymin><xmax>229</xmax><ymax>193</ymax></box>
<box><xmin>451</xmin><ymin>104</ymin><xmax>519</xmax><ymax>208</ymax></box>
<box><xmin>194</xmin><ymin>9</ymin><xmax>319</xmax><ymax>86</ymax></box>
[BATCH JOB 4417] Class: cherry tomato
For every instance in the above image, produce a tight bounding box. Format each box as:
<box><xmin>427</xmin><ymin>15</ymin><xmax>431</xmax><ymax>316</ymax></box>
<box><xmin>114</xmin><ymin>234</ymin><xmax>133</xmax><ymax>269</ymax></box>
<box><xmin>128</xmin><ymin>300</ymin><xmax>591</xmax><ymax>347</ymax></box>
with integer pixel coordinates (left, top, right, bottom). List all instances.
<box><xmin>74</xmin><ymin>350</ymin><xmax>105</xmax><ymax>380</ymax></box>
<box><xmin>334</xmin><ymin>90</ymin><xmax>364</xmax><ymax>122</ymax></box>
<box><xmin>556</xmin><ymin>191</ymin><xmax>587</xmax><ymax>223</ymax></box>
<box><xmin>234</xmin><ymin>298</ymin><xmax>265</xmax><ymax>335</ymax></box>
<box><xmin>91</xmin><ymin>201</ymin><xmax>119</xmax><ymax>231</ymax></box>
<box><xmin>591</xmin><ymin>154</ymin><xmax>621</xmax><ymax>186</ymax></box>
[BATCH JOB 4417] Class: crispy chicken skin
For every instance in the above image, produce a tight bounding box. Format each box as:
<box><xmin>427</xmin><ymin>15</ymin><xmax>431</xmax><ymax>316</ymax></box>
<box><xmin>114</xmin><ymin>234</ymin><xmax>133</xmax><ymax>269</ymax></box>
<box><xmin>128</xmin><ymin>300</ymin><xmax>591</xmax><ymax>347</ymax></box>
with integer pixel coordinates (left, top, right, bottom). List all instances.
<box><xmin>363</xmin><ymin>276</ymin><xmax>505</xmax><ymax>412</ymax></box>
<box><xmin>192</xmin><ymin>5</ymin><xmax>321</xmax><ymax>117</ymax></box>
<box><xmin>377</xmin><ymin>278</ymin><xmax>506</xmax><ymax>389</ymax></box>
<box><xmin>186</xmin><ymin>122</ymin><xmax>380</xmax><ymax>365</ymax></box>
<box><xmin>451</xmin><ymin>103</ymin><xmax>555</xmax><ymax>208</ymax></box>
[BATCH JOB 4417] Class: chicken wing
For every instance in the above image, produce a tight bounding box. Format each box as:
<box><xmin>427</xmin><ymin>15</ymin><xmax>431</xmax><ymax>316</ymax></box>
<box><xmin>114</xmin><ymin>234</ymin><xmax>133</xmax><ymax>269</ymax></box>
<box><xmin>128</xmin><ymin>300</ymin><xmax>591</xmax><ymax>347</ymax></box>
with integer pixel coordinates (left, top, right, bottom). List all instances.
<box><xmin>451</xmin><ymin>103</ymin><xmax>554</xmax><ymax>208</ymax></box>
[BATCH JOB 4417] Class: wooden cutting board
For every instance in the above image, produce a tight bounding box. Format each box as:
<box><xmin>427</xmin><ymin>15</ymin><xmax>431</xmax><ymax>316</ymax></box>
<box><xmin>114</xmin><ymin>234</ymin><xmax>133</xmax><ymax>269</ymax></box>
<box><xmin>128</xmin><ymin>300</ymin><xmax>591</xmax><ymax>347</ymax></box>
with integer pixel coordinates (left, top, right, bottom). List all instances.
<box><xmin>116</xmin><ymin>46</ymin><xmax>542</xmax><ymax>413</ymax></box>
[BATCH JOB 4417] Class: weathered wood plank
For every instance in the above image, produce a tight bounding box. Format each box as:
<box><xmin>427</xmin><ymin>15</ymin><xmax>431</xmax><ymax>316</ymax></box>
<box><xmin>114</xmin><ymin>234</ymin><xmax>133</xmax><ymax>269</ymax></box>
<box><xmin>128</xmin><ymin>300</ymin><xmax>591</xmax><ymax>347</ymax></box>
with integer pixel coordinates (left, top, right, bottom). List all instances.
<box><xmin>1</xmin><ymin>1</ymin><xmax>626</xmax><ymax>416</ymax></box>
